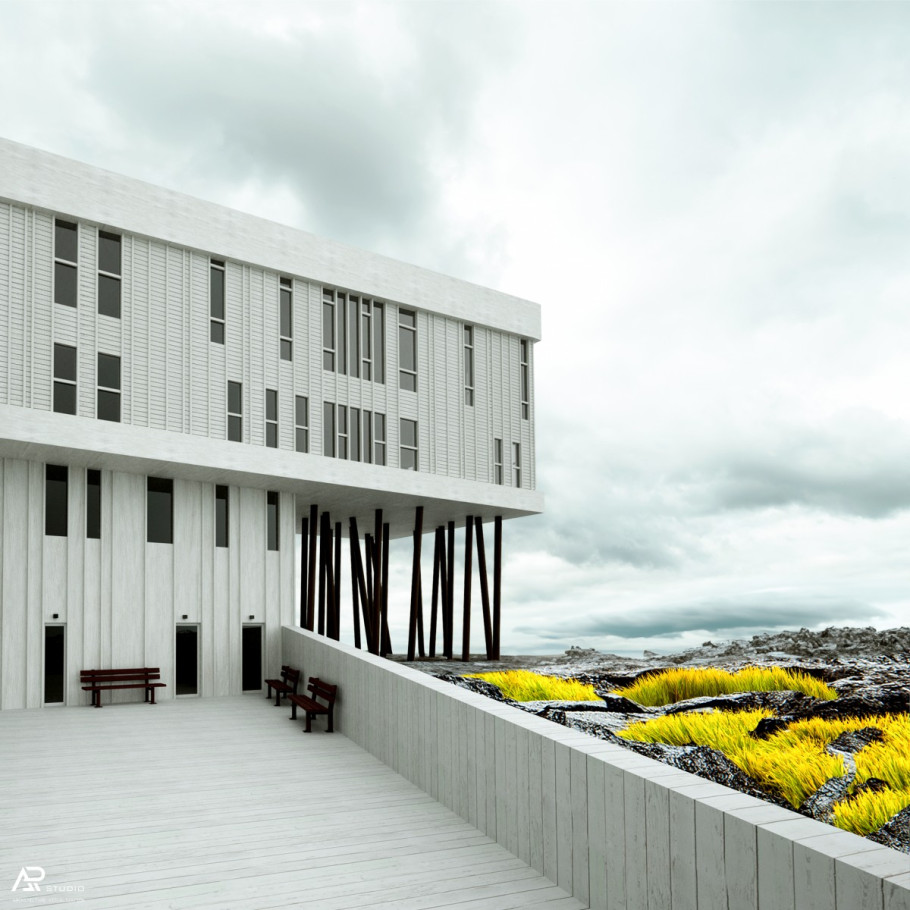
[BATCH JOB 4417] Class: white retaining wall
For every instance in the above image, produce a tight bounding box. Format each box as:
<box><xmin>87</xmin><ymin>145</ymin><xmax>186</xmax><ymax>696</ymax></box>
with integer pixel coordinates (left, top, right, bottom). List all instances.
<box><xmin>282</xmin><ymin>626</ymin><xmax>910</xmax><ymax>910</ymax></box>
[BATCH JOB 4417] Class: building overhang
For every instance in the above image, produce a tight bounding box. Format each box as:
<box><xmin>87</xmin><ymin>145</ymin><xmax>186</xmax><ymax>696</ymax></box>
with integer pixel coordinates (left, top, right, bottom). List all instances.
<box><xmin>0</xmin><ymin>405</ymin><xmax>543</xmax><ymax>538</ymax></box>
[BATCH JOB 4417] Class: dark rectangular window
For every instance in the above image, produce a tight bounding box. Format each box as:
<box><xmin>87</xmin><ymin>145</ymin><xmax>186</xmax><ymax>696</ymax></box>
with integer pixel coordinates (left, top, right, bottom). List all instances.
<box><xmin>373</xmin><ymin>303</ymin><xmax>385</xmax><ymax>384</ymax></box>
<box><xmin>227</xmin><ymin>381</ymin><xmax>242</xmax><ymax>442</ymax></box>
<box><xmin>265</xmin><ymin>389</ymin><xmax>278</xmax><ymax>448</ymax></box>
<box><xmin>336</xmin><ymin>293</ymin><xmax>347</xmax><ymax>376</ymax></box>
<box><xmin>210</xmin><ymin>260</ymin><xmax>225</xmax><ymax>344</ymax></box>
<box><xmin>513</xmin><ymin>442</ymin><xmax>521</xmax><ymax>488</ymax></box>
<box><xmin>400</xmin><ymin>418</ymin><xmax>418</xmax><ymax>471</ymax></box>
<box><xmin>45</xmin><ymin>464</ymin><xmax>68</xmax><ymax>537</ymax></box>
<box><xmin>399</xmin><ymin>309</ymin><xmax>417</xmax><ymax>392</ymax></box>
<box><xmin>44</xmin><ymin>625</ymin><xmax>65</xmax><ymax>704</ymax></box>
<box><xmin>96</xmin><ymin>352</ymin><xmax>121</xmax><ymax>422</ymax></box>
<box><xmin>267</xmin><ymin>491</ymin><xmax>279</xmax><ymax>551</ymax></box>
<box><xmin>215</xmin><ymin>485</ymin><xmax>229</xmax><ymax>548</ymax></box>
<box><xmin>323</xmin><ymin>288</ymin><xmax>384</xmax><ymax>382</ymax></box>
<box><xmin>323</xmin><ymin>401</ymin><xmax>335</xmax><ymax>457</ymax></box>
<box><xmin>374</xmin><ymin>413</ymin><xmax>386</xmax><ymax>465</ymax></box>
<box><xmin>98</xmin><ymin>231</ymin><xmax>121</xmax><ymax>319</ymax></box>
<box><xmin>337</xmin><ymin>405</ymin><xmax>348</xmax><ymax>459</ymax></box>
<box><xmin>147</xmin><ymin>477</ymin><xmax>173</xmax><ymax>544</ymax></box>
<box><xmin>362</xmin><ymin>410</ymin><xmax>372</xmax><ymax>464</ymax></box>
<box><xmin>86</xmin><ymin>469</ymin><xmax>101</xmax><ymax>538</ymax></box>
<box><xmin>54</xmin><ymin>220</ymin><xmax>78</xmax><ymax>308</ymax></box>
<box><xmin>350</xmin><ymin>407</ymin><xmax>361</xmax><ymax>462</ymax></box>
<box><xmin>348</xmin><ymin>295</ymin><xmax>360</xmax><ymax>378</ymax></box>
<box><xmin>295</xmin><ymin>396</ymin><xmax>308</xmax><ymax>453</ymax></box>
<box><xmin>322</xmin><ymin>293</ymin><xmax>335</xmax><ymax>370</ymax></box>
<box><xmin>464</xmin><ymin>325</ymin><xmax>475</xmax><ymax>406</ymax></box>
<box><xmin>520</xmin><ymin>339</ymin><xmax>530</xmax><ymax>420</ymax></box>
<box><xmin>53</xmin><ymin>343</ymin><xmax>77</xmax><ymax>415</ymax></box>
<box><xmin>494</xmin><ymin>438</ymin><xmax>503</xmax><ymax>485</ymax></box>
<box><xmin>279</xmin><ymin>277</ymin><xmax>292</xmax><ymax>361</ymax></box>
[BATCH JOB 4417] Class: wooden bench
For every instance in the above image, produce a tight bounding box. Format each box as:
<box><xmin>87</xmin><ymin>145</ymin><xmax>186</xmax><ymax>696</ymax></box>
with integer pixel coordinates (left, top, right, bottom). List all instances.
<box><xmin>287</xmin><ymin>677</ymin><xmax>337</xmax><ymax>733</ymax></box>
<box><xmin>80</xmin><ymin>668</ymin><xmax>165</xmax><ymax>708</ymax></box>
<box><xmin>264</xmin><ymin>665</ymin><xmax>300</xmax><ymax>707</ymax></box>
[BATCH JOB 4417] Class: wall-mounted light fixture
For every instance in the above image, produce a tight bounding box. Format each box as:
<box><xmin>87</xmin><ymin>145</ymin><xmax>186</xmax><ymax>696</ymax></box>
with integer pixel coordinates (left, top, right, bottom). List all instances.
<box><xmin>181</xmin><ymin>614</ymin><xmax>188</xmax><ymax>620</ymax></box>
<box><xmin>52</xmin><ymin>613</ymin><xmax>59</xmax><ymax>620</ymax></box>
<box><xmin>249</xmin><ymin>614</ymin><xmax>254</xmax><ymax>621</ymax></box>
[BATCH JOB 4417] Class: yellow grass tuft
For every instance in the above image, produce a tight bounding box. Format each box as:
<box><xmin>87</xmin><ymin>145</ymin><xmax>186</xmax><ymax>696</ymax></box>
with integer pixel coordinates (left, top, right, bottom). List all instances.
<box><xmin>613</xmin><ymin>666</ymin><xmax>837</xmax><ymax>707</ymax></box>
<box><xmin>466</xmin><ymin>670</ymin><xmax>599</xmax><ymax>702</ymax></box>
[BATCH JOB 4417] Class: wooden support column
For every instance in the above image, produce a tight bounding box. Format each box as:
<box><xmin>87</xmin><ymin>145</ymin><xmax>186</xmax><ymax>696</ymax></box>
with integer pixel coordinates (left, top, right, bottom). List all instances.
<box><xmin>493</xmin><ymin>515</ymin><xmax>502</xmax><ymax>660</ymax></box>
<box><xmin>380</xmin><ymin>521</ymin><xmax>392</xmax><ymax>656</ymax></box>
<box><xmin>416</xmin><ymin>573</ymin><xmax>426</xmax><ymax>658</ymax></box>
<box><xmin>445</xmin><ymin>520</ymin><xmax>455</xmax><ymax>659</ymax></box>
<box><xmin>364</xmin><ymin>533</ymin><xmax>375</xmax><ymax>653</ymax></box>
<box><xmin>407</xmin><ymin>506</ymin><xmax>424</xmax><ymax>661</ymax></box>
<box><xmin>299</xmin><ymin>514</ymin><xmax>309</xmax><ymax>628</ymax></box>
<box><xmin>332</xmin><ymin>520</ymin><xmax>342</xmax><ymax>640</ymax></box>
<box><xmin>306</xmin><ymin>503</ymin><xmax>318</xmax><ymax>631</ymax></box>
<box><xmin>373</xmin><ymin>510</ymin><xmax>383</xmax><ymax>656</ymax></box>
<box><xmin>350</xmin><ymin>517</ymin><xmax>371</xmax><ymax>650</ymax></box>
<box><xmin>318</xmin><ymin>511</ymin><xmax>331</xmax><ymax>636</ymax></box>
<box><xmin>428</xmin><ymin>526</ymin><xmax>443</xmax><ymax>658</ymax></box>
<box><xmin>462</xmin><ymin>515</ymin><xmax>474</xmax><ymax>661</ymax></box>
<box><xmin>348</xmin><ymin>519</ymin><xmax>361</xmax><ymax>649</ymax></box>
<box><xmin>475</xmin><ymin>517</ymin><xmax>494</xmax><ymax>659</ymax></box>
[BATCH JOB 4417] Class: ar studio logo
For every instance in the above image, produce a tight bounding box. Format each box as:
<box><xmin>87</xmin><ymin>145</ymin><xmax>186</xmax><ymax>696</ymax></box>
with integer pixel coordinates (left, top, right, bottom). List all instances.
<box><xmin>11</xmin><ymin>867</ymin><xmax>45</xmax><ymax>892</ymax></box>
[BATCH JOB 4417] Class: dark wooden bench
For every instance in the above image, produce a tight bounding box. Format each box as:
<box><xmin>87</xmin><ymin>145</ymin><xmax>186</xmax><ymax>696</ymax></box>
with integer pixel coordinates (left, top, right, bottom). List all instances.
<box><xmin>288</xmin><ymin>677</ymin><xmax>337</xmax><ymax>733</ymax></box>
<box><xmin>80</xmin><ymin>668</ymin><xmax>165</xmax><ymax>707</ymax></box>
<box><xmin>264</xmin><ymin>665</ymin><xmax>300</xmax><ymax>707</ymax></box>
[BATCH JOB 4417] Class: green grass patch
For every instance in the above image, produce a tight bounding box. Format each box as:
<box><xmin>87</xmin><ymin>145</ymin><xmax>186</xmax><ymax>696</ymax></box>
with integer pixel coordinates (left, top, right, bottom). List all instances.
<box><xmin>613</xmin><ymin>666</ymin><xmax>837</xmax><ymax>706</ymax></box>
<box><xmin>466</xmin><ymin>670</ymin><xmax>599</xmax><ymax>702</ymax></box>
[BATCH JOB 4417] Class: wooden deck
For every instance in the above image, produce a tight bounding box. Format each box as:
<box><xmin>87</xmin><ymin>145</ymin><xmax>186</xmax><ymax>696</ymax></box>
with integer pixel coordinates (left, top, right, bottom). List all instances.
<box><xmin>0</xmin><ymin>695</ymin><xmax>585</xmax><ymax>909</ymax></box>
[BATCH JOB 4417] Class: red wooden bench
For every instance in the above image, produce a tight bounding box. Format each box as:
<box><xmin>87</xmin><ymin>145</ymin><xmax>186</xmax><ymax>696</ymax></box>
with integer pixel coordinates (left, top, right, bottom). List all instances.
<box><xmin>264</xmin><ymin>665</ymin><xmax>300</xmax><ymax>707</ymax></box>
<box><xmin>80</xmin><ymin>668</ymin><xmax>165</xmax><ymax>707</ymax></box>
<box><xmin>288</xmin><ymin>677</ymin><xmax>337</xmax><ymax>732</ymax></box>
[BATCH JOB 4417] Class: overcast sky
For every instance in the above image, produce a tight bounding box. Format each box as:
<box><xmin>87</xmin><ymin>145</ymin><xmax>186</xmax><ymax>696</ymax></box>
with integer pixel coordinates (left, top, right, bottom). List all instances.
<box><xmin>3</xmin><ymin>1</ymin><xmax>908</xmax><ymax>655</ymax></box>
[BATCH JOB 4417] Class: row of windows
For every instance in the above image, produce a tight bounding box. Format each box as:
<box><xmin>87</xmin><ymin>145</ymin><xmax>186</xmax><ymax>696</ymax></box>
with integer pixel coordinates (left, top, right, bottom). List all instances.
<box><xmin>54</xmin><ymin>220</ymin><xmax>122</xmax><ymax>318</ymax></box>
<box><xmin>323</xmin><ymin>403</ymin><xmax>387</xmax><ymax>464</ymax></box>
<box><xmin>322</xmin><ymin>288</ymin><xmax>385</xmax><ymax>382</ymax></box>
<box><xmin>44</xmin><ymin>466</ymin><xmax>280</xmax><ymax>550</ymax></box>
<box><xmin>53</xmin><ymin>344</ymin><xmax>121</xmax><ymax>421</ymax></box>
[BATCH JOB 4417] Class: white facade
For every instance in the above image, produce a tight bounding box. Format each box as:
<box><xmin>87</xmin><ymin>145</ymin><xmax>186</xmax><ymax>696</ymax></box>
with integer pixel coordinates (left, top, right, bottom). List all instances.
<box><xmin>0</xmin><ymin>138</ymin><xmax>541</xmax><ymax>709</ymax></box>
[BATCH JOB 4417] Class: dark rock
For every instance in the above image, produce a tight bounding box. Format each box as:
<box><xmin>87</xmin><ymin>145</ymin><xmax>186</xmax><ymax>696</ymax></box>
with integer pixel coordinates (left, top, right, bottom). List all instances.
<box><xmin>593</xmin><ymin>692</ymin><xmax>650</xmax><ymax>714</ymax></box>
<box><xmin>868</xmin><ymin>806</ymin><xmax>910</xmax><ymax>854</ymax></box>
<box><xmin>828</xmin><ymin>727</ymin><xmax>885</xmax><ymax>754</ymax></box>
<box><xmin>807</xmin><ymin>686</ymin><xmax>910</xmax><ymax>719</ymax></box>
<box><xmin>850</xmin><ymin>778</ymin><xmax>890</xmax><ymax>799</ymax></box>
<box><xmin>749</xmin><ymin>716</ymin><xmax>796</xmax><ymax>740</ymax></box>
<box><xmin>664</xmin><ymin>690</ymin><xmax>819</xmax><ymax>716</ymax></box>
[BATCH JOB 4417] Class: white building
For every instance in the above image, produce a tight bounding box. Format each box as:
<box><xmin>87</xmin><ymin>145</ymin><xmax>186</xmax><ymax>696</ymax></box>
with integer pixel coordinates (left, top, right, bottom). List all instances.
<box><xmin>0</xmin><ymin>138</ymin><xmax>541</xmax><ymax>709</ymax></box>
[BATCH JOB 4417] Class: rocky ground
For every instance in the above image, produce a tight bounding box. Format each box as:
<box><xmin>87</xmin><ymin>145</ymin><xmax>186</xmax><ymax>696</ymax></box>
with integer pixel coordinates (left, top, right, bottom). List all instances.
<box><xmin>400</xmin><ymin>626</ymin><xmax>910</xmax><ymax>853</ymax></box>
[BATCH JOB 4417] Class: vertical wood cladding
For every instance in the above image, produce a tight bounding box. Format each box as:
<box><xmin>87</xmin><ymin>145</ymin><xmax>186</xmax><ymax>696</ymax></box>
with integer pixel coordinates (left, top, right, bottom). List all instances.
<box><xmin>0</xmin><ymin>201</ymin><xmax>535</xmax><ymax>487</ymax></box>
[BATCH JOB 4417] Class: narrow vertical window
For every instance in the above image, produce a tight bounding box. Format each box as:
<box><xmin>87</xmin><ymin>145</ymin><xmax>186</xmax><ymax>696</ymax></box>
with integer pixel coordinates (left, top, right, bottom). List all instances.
<box><xmin>362</xmin><ymin>410</ymin><xmax>372</xmax><ymax>464</ymax></box>
<box><xmin>361</xmin><ymin>301</ymin><xmax>372</xmax><ymax>380</ymax></box>
<box><xmin>398</xmin><ymin>309</ymin><xmax>417</xmax><ymax>392</ymax></box>
<box><xmin>350</xmin><ymin>407</ymin><xmax>361</xmax><ymax>462</ymax></box>
<box><xmin>513</xmin><ymin>442</ymin><xmax>521</xmax><ymax>488</ymax></box>
<box><xmin>96</xmin><ymin>352</ymin><xmax>121</xmax><ymax>422</ymax></box>
<box><xmin>400</xmin><ymin>418</ymin><xmax>418</xmax><ymax>471</ymax></box>
<box><xmin>53</xmin><ymin>343</ymin><xmax>77</xmax><ymax>415</ymax></box>
<box><xmin>464</xmin><ymin>325</ymin><xmax>475</xmax><ymax>406</ymax></box>
<box><xmin>347</xmin><ymin>295</ymin><xmax>360</xmax><ymax>378</ymax></box>
<box><xmin>86</xmin><ymin>469</ymin><xmax>101</xmax><ymax>539</ymax></box>
<box><xmin>374</xmin><ymin>413</ymin><xmax>386</xmax><ymax>466</ymax></box>
<box><xmin>295</xmin><ymin>396</ymin><xmax>309</xmax><ymax>453</ymax></box>
<box><xmin>215</xmin><ymin>485</ymin><xmax>229</xmax><ymax>548</ymax></box>
<box><xmin>267</xmin><ymin>491</ymin><xmax>279</xmax><ymax>551</ymax></box>
<box><xmin>147</xmin><ymin>477</ymin><xmax>174</xmax><ymax>544</ymax></box>
<box><xmin>279</xmin><ymin>277</ymin><xmax>293</xmax><ymax>361</ymax></box>
<box><xmin>54</xmin><ymin>219</ymin><xmax>78</xmax><ymax>308</ymax></box>
<box><xmin>494</xmin><ymin>438</ymin><xmax>503</xmax><ymax>485</ymax></box>
<box><xmin>227</xmin><ymin>381</ymin><xmax>242</xmax><ymax>442</ymax></box>
<box><xmin>265</xmin><ymin>389</ymin><xmax>278</xmax><ymax>448</ymax></box>
<box><xmin>374</xmin><ymin>302</ymin><xmax>385</xmax><ymax>384</ymax></box>
<box><xmin>520</xmin><ymin>339</ymin><xmax>530</xmax><ymax>420</ymax></box>
<box><xmin>323</xmin><ymin>401</ymin><xmax>335</xmax><ymax>457</ymax></box>
<box><xmin>45</xmin><ymin>464</ymin><xmax>68</xmax><ymax>537</ymax></box>
<box><xmin>337</xmin><ymin>405</ymin><xmax>348</xmax><ymax>460</ymax></box>
<box><xmin>44</xmin><ymin>625</ymin><xmax>65</xmax><ymax>704</ymax></box>
<box><xmin>336</xmin><ymin>292</ymin><xmax>347</xmax><ymax>376</ymax></box>
<box><xmin>98</xmin><ymin>231</ymin><xmax>121</xmax><ymax>319</ymax></box>
<box><xmin>322</xmin><ymin>291</ymin><xmax>335</xmax><ymax>370</ymax></box>
<box><xmin>210</xmin><ymin>259</ymin><xmax>225</xmax><ymax>344</ymax></box>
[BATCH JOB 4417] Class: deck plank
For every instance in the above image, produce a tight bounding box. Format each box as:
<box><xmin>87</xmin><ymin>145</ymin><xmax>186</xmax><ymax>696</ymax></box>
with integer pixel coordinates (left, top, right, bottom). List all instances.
<box><xmin>0</xmin><ymin>696</ymin><xmax>585</xmax><ymax>910</ymax></box>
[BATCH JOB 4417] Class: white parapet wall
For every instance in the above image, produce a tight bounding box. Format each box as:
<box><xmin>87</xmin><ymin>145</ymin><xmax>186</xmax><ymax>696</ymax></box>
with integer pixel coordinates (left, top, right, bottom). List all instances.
<box><xmin>282</xmin><ymin>626</ymin><xmax>910</xmax><ymax>910</ymax></box>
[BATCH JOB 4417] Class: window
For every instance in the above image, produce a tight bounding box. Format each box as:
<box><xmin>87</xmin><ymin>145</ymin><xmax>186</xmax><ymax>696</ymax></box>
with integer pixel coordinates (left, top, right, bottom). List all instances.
<box><xmin>350</xmin><ymin>407</ymin><xmax>361</xmax><ymax>462</ymax></box>
<box><xmin>227</xmin><ymin>381</ymin><xmax>242</xmax><ymax>442</ymax></box>
<box><xmin>45</xmin><ymin>464</ymin><xmax>68</xmax><ymax>537</ymax></box>
<box><xmin>464</xmin><ymin>325</ymin><xmax>475</xmax><ymax>406</ymax></box>
<box><xmin>361</xmin><ymin>410</ymin><xmax>372</xmax><ymax>464</ymax></box>
<box><xmin>279</xmin><ymin>277</ymin><xmax>292</xmax><ymax>361</ymax></box>
<box><xmin>399</xmin><ymin>309</ymin><xmax>417</xmax><ymax>392</ymax></box>
<box><xmin>267</xmin><ymin>491</ymin><xmax>279</xmax><ymax>551</ymax></box>
<box><xmin>323</xmin><ymin>401</ymin><xmax>335</xmax><ymax>457</ymax></box>
<box><xmin>374</xmin><ymin>413</ymin><xmax>386</xmax><ymax>466</ymax></box>
<box><xmin>513</xmin><ymin>442</ymin><xmax>521</xmax><ymax>488</ymax></box>
<box><xmin>147</xmin><ymin>477</ymin><xmax>173</xmax><ymax>544</ymax></box>
<box><xmin>98</xmin><ymin>231</ymin><xmax>121</xmax><ymax>318</ymax></box>
<box><xmin>520</xmin><ymin>339</ymin><xmax>530</xmax><ymax>420</ymax></box>
<box><xmin>54</xmin><ymin>219</ymin><xmax>77</xmax><ymax>308</ymax></box>
<box><xmin>295</xmin><ymin>396</ymin><xmax>308</xmax><ymax>453</ymax></box>
<box><xmin>265</xmin><ymin>389</ymin><xmax>278</xmax><ymax>448</ymax></box>
<box><xmin>337</xmin><ymin>405</ymin><xmax>348</xmax><ymax>459</ymax></box>
<box><xmin>86</xmin><ymin>469</ymin><xmax>101</xmax><ymax>538</ymax></box>
<box><xmin>53</xmin><ymin>343</ymin><xmax>77</xmax><ymax>415</ymax></box>
<box><xmin>215</xmin><ymin>485</ymin><xmax>229</xmax><ymax>548</ymax></box>
<box><xmin>494</xmin><ymin>438</ymin><xmax>503</xmax><ymax>485</ymax></box>
<box><xmin>322</xmin><ymin>288</ymin><xmax>384</xmax><ymax>382</ymax></box>
<box><xmin>96</xmin><ymin>353</ymin><xmax>121</xmax><ymax>422</ymax></box>
<box><xmin>400</xmin><ymin>418</ymin><xmax>418</xmax><ymax>470</ymax></box>
<box><xmin>210</xmin><ymin>259</ymin><xmax>225</xmax><ymax>344</ymax></box>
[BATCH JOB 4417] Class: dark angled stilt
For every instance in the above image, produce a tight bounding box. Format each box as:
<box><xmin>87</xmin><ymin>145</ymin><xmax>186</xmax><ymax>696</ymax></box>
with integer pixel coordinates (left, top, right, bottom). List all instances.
<box><xmin>318</xmin><ymin>511</ymin><xmax>331</xmax><ymax>636</ymax></box>
<box><xmin>306</xmin><ymin>504</ymin><xmax>318</xmax><ymax>630</ymax></box>
<box><xmin>373</xmin><ymin>509</ymin><xmax>383</xmax><ymax>656</ymax></box>
<box><xmin>462</xmin><ymin>515</ymin><xmax>473</xmax><ymax>661</ymax></box>
<box><xmin>445</xmin><ymin>520</ymin><xmax>455</xmax><ymax>659</ymax></box>
<box><xmin>428</xmin><ymin>526</ymin><xmax>443</xmax><ymax>657</ymax></box>
<box><xmin>475</xmin><ymin>516</ymin><xmax>494</xmax><ymax>659</ymax></box>
<box><xmin>349</xmin><ymin>519</ymin><xmax>361</xmax><ymax>649</ymax></box>
<box><xmin>380</xmin><ymin>521</ymin><xmax>392</xmax><ymax>656</ymax></box>
<box><xmin>416</xmin><ymin>571</ymin><xmax>426</xmax><ymax>658</ymax></box>
<box><xmin>332</xmin><ymin>520</ymin><xmax>342</xmax><ymax>640</ymax></box>
<box><xmin>299</xmin><ymin>514</ymin><xmax>309</xmax><ymax>628</ymax></box>
<box><xmin>407</xmin><ymin>506</ymin><xmax>424</xmax><ymax>661</ymax></box>
<box><xmin>493</xmin><ymin>515</ymin><xmax>502</xmax><ymax>660</ymax></box>
<box><xmin>364</xmin><ymin>533</ymin><xmax>375</xmax><ymax>653</ymax></box>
